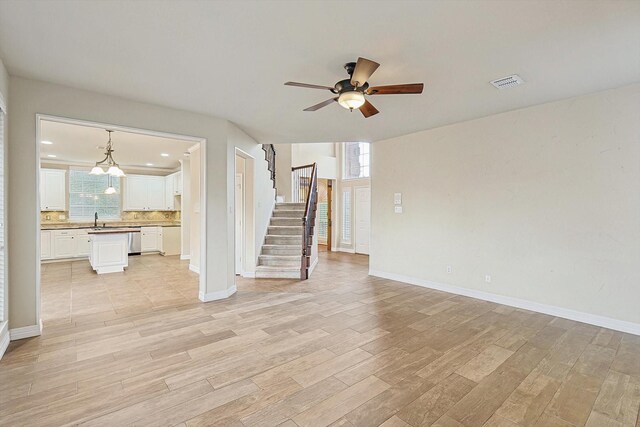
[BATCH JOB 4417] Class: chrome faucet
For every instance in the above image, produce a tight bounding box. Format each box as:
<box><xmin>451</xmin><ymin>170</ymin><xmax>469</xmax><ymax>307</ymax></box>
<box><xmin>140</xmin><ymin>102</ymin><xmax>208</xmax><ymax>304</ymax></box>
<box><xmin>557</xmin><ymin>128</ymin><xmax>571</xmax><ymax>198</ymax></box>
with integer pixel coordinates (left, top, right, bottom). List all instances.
<box><xmin>94</xmin><ymin>212</ymin><xmax>98</xmax><ymax>228</ymax></box>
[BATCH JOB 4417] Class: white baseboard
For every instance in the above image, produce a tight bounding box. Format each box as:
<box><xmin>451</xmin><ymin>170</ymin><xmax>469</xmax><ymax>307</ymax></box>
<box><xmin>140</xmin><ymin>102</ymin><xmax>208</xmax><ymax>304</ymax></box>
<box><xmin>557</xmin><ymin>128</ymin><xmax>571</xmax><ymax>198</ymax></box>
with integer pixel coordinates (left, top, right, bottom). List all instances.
<box><xmin>0</xmin><ymin>322</ymin><xmax>9</xmax><ymax>360</ymax></box>
<box><xmin>335</xmin><ymin>246</ymin><xmax>355</xmax><ymax>254</ymax></box>
<box><xmin>309</xmin><ymin>257</ymin><xmax>319</xmax><ymax>275</ymax></box>
<box><xmin>10</xmin><ymin>323</ymin><xmax>43</xmax><ymax>341</ymax></box>
<box><xmin>180</xmin><ymin>254</ymin><xmax>191</xmax><ymax>260</ymax></box>
<box><xmin>369</xmin><ymin>269</ymin><xmax>640</xmax><ymax>336</ymax></box>
<box><xmin>242</xmin><ymin>271</ymin><xmax>256</xmax><ymax>278</ymax></box>
<box><xmin>199</xmin><ymin>285</ymin><xmax>237</xmax><ymax>302</ymax></box>
<box><xmin>189</xmin><ymin>264</ymin><xmax>200</xmax><ymax>274</ymax></box>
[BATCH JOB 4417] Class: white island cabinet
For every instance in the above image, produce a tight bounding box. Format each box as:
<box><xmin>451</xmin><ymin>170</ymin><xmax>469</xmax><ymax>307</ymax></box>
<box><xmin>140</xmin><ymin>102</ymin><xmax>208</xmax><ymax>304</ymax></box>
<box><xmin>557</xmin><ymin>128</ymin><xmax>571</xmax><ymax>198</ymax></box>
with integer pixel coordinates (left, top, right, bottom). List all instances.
<box><xmin>88</xmin><ymin>229</ymin><xmax>134</xmax><ymax>274</ymax></box>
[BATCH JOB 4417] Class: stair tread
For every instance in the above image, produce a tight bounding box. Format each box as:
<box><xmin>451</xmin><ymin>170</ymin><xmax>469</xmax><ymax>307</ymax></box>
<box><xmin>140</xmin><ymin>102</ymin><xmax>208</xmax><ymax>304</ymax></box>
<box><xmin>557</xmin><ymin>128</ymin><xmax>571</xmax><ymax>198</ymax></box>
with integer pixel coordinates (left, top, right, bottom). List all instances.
<box><xmin>256</xmin><ymin>265</ymin><xmax>300</xmax><ymax>271</ymax></box>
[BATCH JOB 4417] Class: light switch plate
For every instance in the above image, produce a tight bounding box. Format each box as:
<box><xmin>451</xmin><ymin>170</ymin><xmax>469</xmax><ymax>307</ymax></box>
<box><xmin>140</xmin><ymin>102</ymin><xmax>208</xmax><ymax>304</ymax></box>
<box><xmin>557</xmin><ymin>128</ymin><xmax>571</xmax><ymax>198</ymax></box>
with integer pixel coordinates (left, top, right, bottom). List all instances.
<box><xmin>394</xmin><ymin>206</ymin><xmax>403</xmax><ymax>214</ymax></box>
<box><xmin>59</xmin><ymin>214</ymin><xmax>66</xmax><ymax>220</ymax></box>
<box><xmin>394</xmin><ymin>193</ymin><xmax>402</xmax><ymax>205</ymax></box>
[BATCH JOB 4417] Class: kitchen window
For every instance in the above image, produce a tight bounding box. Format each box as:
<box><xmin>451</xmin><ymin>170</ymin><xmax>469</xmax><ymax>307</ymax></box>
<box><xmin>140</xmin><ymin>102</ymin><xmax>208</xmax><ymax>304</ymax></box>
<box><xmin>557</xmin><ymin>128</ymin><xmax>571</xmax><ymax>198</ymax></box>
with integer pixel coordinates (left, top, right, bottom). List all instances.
<box><xmin>69</xmin><ymin>169</ymin><xmax>121</xmax><ymax>220</ymax></box>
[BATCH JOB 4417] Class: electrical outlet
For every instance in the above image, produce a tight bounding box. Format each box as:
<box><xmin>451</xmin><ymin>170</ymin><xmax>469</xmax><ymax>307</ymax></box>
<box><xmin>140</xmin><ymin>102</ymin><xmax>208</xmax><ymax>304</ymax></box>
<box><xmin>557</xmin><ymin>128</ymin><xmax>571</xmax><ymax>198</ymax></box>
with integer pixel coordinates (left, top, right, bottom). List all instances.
<box><xmin>485</xmin><ymin>275</ymin><xmax>491</xmax><ymax>283</ymax></box>
<box><xmin>446</xmin><ymin>265</ymin><xmax>452</xmax><ymax>274</ymax></box>
<box><xmin>134</xmin><ymin>213</ymin><xmax>138</xmax><ymax>219</ymax></box>
<box><xmin>45</xmin><ymin>215</ymin><xmax>51</xmax><ymax>220</ymax></box>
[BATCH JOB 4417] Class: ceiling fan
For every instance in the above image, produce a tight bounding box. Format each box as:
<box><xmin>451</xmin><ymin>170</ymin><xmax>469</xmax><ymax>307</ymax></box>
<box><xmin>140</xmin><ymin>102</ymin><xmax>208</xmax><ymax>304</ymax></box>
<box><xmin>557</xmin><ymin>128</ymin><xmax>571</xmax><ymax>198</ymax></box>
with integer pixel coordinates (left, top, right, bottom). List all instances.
<box><xmin>285</xmin><ymin>57</ymin><xmax>424</xmax><ymax>118</ymax></box>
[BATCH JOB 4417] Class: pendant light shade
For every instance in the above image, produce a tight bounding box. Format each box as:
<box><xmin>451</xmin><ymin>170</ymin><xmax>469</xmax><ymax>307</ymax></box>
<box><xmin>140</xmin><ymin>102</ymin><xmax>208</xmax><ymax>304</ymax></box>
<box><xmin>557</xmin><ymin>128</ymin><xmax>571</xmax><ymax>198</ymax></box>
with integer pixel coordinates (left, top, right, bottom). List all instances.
<box><xmin>91</xmin><ymin>130</ymin><xmax>126</xmax><ymax>177</ymax></box>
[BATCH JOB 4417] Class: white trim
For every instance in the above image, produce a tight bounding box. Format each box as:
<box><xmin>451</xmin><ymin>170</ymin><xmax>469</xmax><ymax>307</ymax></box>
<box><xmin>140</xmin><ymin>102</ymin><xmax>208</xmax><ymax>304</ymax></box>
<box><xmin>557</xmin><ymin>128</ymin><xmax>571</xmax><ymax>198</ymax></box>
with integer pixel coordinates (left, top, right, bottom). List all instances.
<box><xmin>242</xmin><ymin>271</ymin><xmax>256</xmax><ymax>278</ymax></box>
<box><xmin>369</xmin><ymin>269</ymin><xmax>640</xmax><ymax>336</ymax></box>
<box><xmin>10</xmin><ymin>323</ymin><xmax>43</xmax><ymax>340</ymax></box>
<box><xmin>189</xmin><ymin>264</ymin><xmax>200</xmax><ymax>274</ymax></box>
<box><xmin>0</xmin><ymin>322</ymin><xmax>9</xmax><ymax>360</ymax></box>
<box><xmin>199</xmin><ymin>285</ymin><xmax>237</xmax><ymax>302</ymax></box>
<box><xmin>335</xmin><ymin>246</ymin><xmax>356</xmax><ymax>254</ymax></box>
<box><xmin>180</xmin><ymin>254</ymin><xmax>191</xmax><ymax>260</ymax></box>
<box><xmin>36</xmin><ymin>114</ymin><xmax>208</xmax><ymax>331</ymax></box>
<box><xmin>308</xmin><ymin>257</ymin><xmax>319</xmax><ymax>275</ymax></box>
<box><xmin>0</xmin><ymin>89</ymin><xmax>6</xmax><ymax>113</ymax></box>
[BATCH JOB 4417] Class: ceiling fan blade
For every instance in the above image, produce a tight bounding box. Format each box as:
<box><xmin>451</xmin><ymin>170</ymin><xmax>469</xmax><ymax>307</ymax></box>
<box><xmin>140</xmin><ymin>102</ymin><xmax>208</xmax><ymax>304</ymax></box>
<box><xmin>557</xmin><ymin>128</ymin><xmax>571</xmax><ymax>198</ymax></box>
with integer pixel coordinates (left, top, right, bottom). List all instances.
<box><xmin>367</xmin><ymin>83</ymin><xmax>424</xmax><ymax>95</ymax></box>
<box><xmin>304</xmin><ymin>97</ymin><xmax>338</xmax><ymax>111</ymax></box>
<box><xmin>359</xmin><ymin>99</ymin><xmax>379</xmax><ymax>118</ymax></box>
<box><xmin>350</xmin><ymin>57</ymin><xmax>380</xmax><ymax>87</ymax></box>
<box><xmin>285</xmin><ymin>81</ymin><xmax>335</xmax><ymax>91</ymax></box>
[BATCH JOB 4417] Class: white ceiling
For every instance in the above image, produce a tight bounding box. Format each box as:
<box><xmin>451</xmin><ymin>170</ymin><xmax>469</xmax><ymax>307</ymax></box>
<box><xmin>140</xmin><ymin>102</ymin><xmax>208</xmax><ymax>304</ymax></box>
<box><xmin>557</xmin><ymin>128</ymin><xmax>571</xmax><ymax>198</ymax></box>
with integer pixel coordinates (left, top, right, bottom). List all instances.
<box><xmin>1</xmin><ymin>1</ymin><xmax>638</xmax><ymax>144</ymax></box>
<box><xmin>40</xmin><ymin>120</ymin><xmax>194</xmax><ymax>169</ymax></box>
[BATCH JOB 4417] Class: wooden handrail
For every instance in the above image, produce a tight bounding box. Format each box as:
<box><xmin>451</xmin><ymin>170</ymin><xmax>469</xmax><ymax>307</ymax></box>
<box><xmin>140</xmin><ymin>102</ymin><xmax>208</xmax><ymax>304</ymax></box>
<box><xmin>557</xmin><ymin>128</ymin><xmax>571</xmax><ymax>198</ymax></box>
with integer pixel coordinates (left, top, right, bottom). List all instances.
<box><xmin>262</xmin><ymin>144</ymin><xmax>276</xmax><ymax>189</ymax></box>
<box><xmin>292</xmin><ymin>162</ymin><xmax>318</xmax><ymax>280</ymax></box>
<box><xmin>291</xmin><ymin>163</ymin><xmax>316</xmax><ymax>172</ymax></box>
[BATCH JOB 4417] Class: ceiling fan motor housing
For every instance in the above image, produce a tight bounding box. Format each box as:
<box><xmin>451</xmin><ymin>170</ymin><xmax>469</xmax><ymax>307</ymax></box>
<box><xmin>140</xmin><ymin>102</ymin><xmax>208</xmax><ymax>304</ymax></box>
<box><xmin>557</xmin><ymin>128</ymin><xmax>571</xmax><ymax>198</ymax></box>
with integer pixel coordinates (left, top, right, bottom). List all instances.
<box><xmin>334</xmin><ymin>79</ymin><xmax>369</xmax><ymax>94</ymax></box>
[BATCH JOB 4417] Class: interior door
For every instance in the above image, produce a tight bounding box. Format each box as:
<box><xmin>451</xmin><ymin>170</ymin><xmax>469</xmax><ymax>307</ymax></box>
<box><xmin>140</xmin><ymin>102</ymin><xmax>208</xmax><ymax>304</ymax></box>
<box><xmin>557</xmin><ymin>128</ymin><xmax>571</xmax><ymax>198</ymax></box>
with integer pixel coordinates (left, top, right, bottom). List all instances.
<box><xmin>235</xmin><ymin>173</ymin><xmax>243</xmax><ymax>275</ymax></box>
<box><xmin>354</xmin><ymin>187</ymin><xmax>371</xmax><ymax>255</ymax></box>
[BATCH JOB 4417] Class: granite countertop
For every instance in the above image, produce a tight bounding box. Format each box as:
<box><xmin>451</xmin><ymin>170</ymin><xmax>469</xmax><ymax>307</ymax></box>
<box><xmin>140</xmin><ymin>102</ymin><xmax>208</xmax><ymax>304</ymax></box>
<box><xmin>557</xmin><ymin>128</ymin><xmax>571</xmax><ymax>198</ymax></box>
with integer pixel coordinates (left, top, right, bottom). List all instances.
<box><xmin>41</xmin><ymin>221</ymin><xmax>181</xmax><ymax>230</ymax></box>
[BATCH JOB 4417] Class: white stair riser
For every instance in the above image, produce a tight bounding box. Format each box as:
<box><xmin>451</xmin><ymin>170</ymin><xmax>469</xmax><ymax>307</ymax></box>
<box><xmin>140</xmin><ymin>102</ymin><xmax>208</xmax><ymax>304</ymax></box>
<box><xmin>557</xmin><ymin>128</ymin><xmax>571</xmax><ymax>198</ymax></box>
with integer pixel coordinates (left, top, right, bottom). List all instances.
<box><xmin>275</xmin><ymin>203</ymin><xmax>305</xmax><ymax>209</ymax></box>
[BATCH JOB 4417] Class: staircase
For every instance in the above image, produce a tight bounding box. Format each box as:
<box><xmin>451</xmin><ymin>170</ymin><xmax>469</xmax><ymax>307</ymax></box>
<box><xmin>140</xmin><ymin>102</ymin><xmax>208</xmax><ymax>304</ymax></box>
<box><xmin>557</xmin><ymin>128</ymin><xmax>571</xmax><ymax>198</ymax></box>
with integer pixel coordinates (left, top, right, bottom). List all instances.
<box><xmin>256</xmin><ymin>202</ymin><xmax>306</xmax><ymax>279</ymax></box>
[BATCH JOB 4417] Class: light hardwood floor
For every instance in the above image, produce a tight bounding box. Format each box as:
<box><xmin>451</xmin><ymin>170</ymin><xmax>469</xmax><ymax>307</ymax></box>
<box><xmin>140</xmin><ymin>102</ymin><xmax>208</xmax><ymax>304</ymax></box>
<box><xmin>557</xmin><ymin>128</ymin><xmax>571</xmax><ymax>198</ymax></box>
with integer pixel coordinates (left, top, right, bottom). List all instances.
<box><xmin>1</xmin><ymin>252</ymin><xmax>639</xmax><ymax>426</ymax></box>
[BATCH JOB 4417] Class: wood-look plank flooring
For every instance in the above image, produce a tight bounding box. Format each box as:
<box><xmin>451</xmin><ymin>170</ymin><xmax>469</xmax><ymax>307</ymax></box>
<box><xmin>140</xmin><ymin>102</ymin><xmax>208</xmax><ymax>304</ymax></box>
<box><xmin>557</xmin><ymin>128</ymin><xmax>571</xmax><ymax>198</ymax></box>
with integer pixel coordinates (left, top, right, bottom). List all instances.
<box><xmin>1</xmin><ymin>251</ymin><xmax>639</xmax><ymax>426</ymax></box>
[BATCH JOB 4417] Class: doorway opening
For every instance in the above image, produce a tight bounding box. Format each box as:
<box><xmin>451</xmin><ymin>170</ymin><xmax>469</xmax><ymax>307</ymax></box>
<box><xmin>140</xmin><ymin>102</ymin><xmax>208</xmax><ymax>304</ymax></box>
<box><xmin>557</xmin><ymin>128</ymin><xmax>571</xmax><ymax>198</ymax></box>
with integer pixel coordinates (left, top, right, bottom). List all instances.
<box><xmin>234</xmin><ymin>149</ymin><xmax>256</xmax><ymax>278</ymax></box>
<box><xmin>36</xmin><ymin>115</ymin><xmax>207</xmax><ymax>327</ymax></box>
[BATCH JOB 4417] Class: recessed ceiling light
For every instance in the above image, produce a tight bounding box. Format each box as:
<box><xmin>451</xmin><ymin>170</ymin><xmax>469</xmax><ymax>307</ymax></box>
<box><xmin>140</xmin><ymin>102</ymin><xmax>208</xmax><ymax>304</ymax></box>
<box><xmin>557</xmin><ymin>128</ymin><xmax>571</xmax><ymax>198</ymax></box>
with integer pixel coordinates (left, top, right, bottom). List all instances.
<box><xmin>41</xmin><ymin>140</ymin><xmax>53</xmax><ymax>145</ymax></box>
<box><xmin>160</xmin><ymin>153</ymin><xmax>169</xmax><ymax>157</ymax></box>
<box><xmin>47</xmin><ymin>154</ymin><xmax>57</xmax><ymax>158</ymax></box>
<box><xmin>183</xmin><ymin>152</ymin><xmax>190</xmax><ymax>157</ymax></box>
<box><xmin>146</xmin><ymin>163</ymin><xmax>153</xmax><ymax>166</ymax></box>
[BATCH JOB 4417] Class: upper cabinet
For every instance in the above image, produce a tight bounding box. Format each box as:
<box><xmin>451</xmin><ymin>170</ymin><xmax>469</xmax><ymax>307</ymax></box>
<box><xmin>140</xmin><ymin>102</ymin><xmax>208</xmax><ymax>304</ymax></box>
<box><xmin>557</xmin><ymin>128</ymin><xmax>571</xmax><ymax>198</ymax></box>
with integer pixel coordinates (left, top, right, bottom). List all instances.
<box><xmin>40</xmin><ymin>169</ymin><xmax>66</xmax><ymax>211</ymax></box>
<box><xmin>164</xmin><ymin>172</ymin><xmax>182</xmax><ymax>211</ymax></box>
<box><xmin>123</xmin><ymin>174</ymin><xmax>167</xmax><ymax>211</ymax></box>
<box><xmin>124</xmin><ymin>173</ymin><xmax>181</xmax><ymax>211</ymax></box>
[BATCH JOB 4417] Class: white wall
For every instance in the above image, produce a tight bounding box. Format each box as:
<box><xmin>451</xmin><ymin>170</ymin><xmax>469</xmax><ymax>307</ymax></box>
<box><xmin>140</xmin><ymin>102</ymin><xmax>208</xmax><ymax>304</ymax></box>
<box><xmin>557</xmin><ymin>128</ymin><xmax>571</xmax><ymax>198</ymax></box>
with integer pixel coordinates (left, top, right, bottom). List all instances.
<box><xmin>6</xmin><ymin>76</ymin><xmax>261</xmax><ymax>329</ymax></box>
<box><xmin>189</xmin><ymin>147</ymin><xmax>201</xmax><ymax>272</ymax></box>
<box><xmin>370</xmin><ymin>84</ymin><xmax>640</xmax><ymax>330</ymax></box>
<box><xmin>227</xmin><ymin>124</ymin><xmax>275</xmax><ymax>272</ymax></box>
<box><xmin>292</xmin><ymin>143</ymin><xmax>337</xmax><ymax>179</ymax></box>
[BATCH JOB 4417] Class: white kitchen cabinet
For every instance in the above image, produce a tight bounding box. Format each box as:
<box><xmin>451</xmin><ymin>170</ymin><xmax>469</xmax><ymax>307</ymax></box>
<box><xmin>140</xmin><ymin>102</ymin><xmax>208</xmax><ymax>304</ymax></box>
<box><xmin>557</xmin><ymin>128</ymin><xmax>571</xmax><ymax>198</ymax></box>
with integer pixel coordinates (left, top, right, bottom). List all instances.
<box><xmin>75</xmin><ymin>229</ymin><xmax>91</xmax><ymax>257</ymax></box>
<box><xmin>40</xmin><ymin>169</ymin><xmax>66</xmax><ymax>211</ymax></box>
<box><xmin>123</xmin><ymin>175</ymin><xmax>167</xmax><ymax>211</ymax></box>
<box><xmin>172</xmin><ymin>172</ymin><xmax>182</xmax><ymax>196</ymax></box>
<box><xmin>41</xmin><ymin>231</ymin><xmax>53</xmax><ymax>259</ymax></box>
<box><xmin>53</xmin><ymin>230</ymin><xmax>75</xmax><ymax>258</ymax></box>
<box><xmin>161</xmin><ymin>226</ymin><xmax>181</xmax><ymax>256</ymax></box>
<box><xmin>141</xmin><ymin>226</ymin><xmax>162</xmax><ymax>252</ymax></box>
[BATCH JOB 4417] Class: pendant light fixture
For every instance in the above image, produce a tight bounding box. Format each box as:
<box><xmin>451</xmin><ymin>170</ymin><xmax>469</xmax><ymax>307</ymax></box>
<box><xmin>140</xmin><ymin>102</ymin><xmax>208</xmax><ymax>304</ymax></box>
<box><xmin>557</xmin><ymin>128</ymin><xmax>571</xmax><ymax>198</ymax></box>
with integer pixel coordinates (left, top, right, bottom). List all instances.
<box><xmin>104</xmin><ymin>175</ymin><xmax>117</xmax><ymax>195</ymax></box>
<box><xmin>90</xmin><ymin>130</ymin><xmax>126</xmax><ymax>177</ymax></box>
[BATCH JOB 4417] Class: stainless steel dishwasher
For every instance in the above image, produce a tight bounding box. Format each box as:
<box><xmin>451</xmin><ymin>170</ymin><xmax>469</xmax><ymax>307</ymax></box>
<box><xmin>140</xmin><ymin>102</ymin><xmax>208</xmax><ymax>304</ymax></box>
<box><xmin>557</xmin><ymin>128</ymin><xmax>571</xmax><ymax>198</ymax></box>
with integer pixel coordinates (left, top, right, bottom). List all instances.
<box><xmin>128</xmin><ymin>228</ymin><xmax>141</xmax><ymax>255</ymax></box>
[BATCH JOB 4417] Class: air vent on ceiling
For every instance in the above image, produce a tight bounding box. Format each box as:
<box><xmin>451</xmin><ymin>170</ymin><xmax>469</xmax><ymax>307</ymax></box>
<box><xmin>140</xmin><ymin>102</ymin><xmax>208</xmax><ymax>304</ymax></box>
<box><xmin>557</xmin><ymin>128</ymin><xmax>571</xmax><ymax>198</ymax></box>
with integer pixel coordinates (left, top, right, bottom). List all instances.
<box><xmin>490</xmin><ymin>74</ymin><xmax>524</xmax><ymax>89</ymax></box>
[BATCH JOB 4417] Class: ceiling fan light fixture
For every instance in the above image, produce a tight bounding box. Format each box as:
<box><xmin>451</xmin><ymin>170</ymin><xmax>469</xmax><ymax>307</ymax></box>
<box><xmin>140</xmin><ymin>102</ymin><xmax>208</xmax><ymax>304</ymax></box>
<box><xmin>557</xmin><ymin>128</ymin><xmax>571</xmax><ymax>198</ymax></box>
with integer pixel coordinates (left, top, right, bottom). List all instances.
<box><xmin>338</xmin><ymin>91</ymin><xmax>365</xmax><ymax>110</ymax></box>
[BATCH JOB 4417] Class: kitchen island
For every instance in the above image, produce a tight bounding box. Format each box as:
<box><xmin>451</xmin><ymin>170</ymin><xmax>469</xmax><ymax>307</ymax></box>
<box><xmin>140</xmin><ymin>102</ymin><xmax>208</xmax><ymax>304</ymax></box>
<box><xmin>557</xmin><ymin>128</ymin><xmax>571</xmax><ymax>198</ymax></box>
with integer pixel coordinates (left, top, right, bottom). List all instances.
<box><xmin>88</xmin><ymin>228</ymin><xmax>139</xmax><ymax>274</ymax></box>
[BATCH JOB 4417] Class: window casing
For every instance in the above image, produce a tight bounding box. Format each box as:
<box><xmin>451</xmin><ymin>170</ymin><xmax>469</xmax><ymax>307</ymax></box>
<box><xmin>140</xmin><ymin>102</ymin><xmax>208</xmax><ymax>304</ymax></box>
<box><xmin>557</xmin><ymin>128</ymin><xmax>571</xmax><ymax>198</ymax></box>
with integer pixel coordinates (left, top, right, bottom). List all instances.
<box><xmin>342</xmin><ymin>190</ymin><xmax>352</xmax><ymax>243</ymax></box>
<box><xmin>343</xmin><ymin>142</ymin><xmax>370</xmax><ymax>180</ymax></box>
<box><xmin>69</xmin><ymin>169</ymin><xmax>121</xmax><ymax>220</ymax></box>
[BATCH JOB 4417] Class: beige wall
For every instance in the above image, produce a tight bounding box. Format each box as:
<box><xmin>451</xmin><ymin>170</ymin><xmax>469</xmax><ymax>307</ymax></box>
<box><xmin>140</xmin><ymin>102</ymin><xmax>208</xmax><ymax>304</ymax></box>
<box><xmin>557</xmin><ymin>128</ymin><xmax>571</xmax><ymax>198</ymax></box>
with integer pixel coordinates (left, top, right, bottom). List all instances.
<box><xmin>371</xmin><ymin>84</ymin><xmax>640</xmax><ymax>327</ymax></box>
<box><xmin>0</xmin><ymin>58</ymin><xmax>8</xmax><ymax>329</ymax></box>
<box><xmin>6</xmin><ymin>77</ymin><xmax>267</xmax><ymax>329</ymax></box>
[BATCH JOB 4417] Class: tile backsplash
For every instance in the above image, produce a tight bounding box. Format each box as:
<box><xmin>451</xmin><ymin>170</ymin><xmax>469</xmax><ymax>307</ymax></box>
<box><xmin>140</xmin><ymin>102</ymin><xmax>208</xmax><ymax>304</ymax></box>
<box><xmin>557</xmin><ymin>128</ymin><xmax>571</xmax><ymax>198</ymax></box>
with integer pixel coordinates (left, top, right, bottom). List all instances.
<box><xmin>41</xmin><ymin>210</ymin><xmax>180</xmax><ymax>224</ymax></box>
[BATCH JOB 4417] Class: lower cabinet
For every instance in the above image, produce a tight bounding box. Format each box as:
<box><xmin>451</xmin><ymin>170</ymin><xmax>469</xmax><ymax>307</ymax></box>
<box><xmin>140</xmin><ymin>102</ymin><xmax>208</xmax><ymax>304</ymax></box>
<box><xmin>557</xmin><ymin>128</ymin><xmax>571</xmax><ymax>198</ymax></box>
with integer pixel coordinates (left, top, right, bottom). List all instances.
<box><xmin>141</xmin><ymin>226</ymin><xmax>163</xmax><ymax>253</ymax></box>
<box><xmin>41</xmin><ymin>231</ymin><xmax>53</xmax><ymax>260</ymax></box>
<box><xmin>53</xmin><ymin>230</ymin><xmax>75</xmax><ymax>258</ymax></box>
<box><xmin>41</xmin><ymin>229</ymin><xmax>93</xmax><ymax>260</ymax></box>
